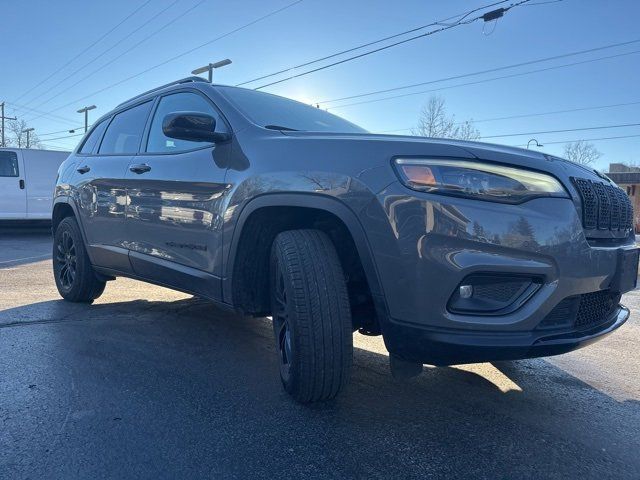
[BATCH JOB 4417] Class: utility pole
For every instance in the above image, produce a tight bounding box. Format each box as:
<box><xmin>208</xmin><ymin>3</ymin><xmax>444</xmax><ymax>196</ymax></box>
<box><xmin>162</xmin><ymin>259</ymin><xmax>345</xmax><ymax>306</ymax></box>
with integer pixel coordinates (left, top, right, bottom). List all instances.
<box><xmin>21</xmin><ymin>128</ymin><xmax>35</xmax><ymax>149</ymax></box>
<box><xmin>1</xmin><ymin>102</ymin><xmax>17</xmax><ymax>147</ymax></box>
<box><xmin>77</xmin><ymin>105</ymin><xmax>96</xmax><ymax>133</ymax></box>
<box><xmin>192</xmin><ymin>58</ymin><xmax>232</xmax><ymax>83</ymax></box>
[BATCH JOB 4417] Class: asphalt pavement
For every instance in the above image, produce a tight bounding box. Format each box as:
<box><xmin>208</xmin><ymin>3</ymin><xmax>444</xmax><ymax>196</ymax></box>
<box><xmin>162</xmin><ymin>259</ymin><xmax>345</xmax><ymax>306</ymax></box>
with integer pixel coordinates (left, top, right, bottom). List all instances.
<box><xmin>1</xmin><ymin>229</ymin><xmax>639</xmax><ymax>479</ymax></box>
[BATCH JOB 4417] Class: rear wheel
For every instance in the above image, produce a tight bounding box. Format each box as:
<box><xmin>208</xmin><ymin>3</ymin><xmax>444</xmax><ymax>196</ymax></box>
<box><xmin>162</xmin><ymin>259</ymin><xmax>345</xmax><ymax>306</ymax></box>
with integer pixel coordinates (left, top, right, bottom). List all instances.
<box><xmin>53</xmin><ymin>216</ymin><xmax>105</xmax><ymax>303</ymax></box>
<box><xmin>270</xmin><ymin>229</ymin><xmax>353</xmax><ymax>403</ymax></box>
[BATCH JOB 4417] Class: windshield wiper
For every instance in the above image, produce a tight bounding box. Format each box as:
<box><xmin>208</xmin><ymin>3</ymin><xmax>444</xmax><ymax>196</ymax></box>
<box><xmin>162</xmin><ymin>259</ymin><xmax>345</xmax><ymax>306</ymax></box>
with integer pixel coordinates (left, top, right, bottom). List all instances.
<box><xmin>264</xmin><ymin>124</ymin><xmax>300</xmax><ymax>131</ymax></box>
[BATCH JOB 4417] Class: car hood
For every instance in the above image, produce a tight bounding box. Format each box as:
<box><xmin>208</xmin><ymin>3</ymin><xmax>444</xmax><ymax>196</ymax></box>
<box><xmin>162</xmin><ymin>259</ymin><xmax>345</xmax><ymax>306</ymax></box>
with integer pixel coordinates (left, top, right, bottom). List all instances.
<box><xmin>278</xmin><ymin>130</ymin><xmax>606</xmax><ymax>183</ymax></box>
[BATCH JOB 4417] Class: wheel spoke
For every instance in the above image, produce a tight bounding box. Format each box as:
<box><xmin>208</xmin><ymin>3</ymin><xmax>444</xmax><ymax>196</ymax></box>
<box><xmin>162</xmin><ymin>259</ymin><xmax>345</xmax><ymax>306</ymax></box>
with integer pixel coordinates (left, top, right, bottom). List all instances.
<box><xmin>279</xmin><ymin>323</ymin><xmax>290</xmax><ymax>365</ymax></box>
<box><xmin>62</xmin><ymin>267</ymin><xmax>70</xmax><ymax>287</ymax></box>
<box><xmin>284</xmin><ymin>329</ymin><xmax>292</xmax><ymax>364</ymax></box>
<box><xmin>276</xmin><ymin>318</ymin><xmax>288</xmax><ymax>338</ymax></box>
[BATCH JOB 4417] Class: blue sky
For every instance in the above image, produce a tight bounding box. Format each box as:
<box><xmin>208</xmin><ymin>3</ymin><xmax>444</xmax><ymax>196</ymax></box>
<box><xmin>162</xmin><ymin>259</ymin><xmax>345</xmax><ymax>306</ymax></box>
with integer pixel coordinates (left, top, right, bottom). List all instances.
<box><xmin>2</xmin><ymin>0</ymin><xmax>639</xmax><ymax>170</ymax></box>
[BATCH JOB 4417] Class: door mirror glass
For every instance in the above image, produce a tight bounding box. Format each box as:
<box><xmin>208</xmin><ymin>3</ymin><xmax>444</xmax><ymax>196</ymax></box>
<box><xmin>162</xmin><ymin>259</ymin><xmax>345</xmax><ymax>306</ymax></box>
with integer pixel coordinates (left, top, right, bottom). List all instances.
<box><xmin>162</xmin><ymin>112</ymin><xmax>229</xmax><ymax>143</ymax></box>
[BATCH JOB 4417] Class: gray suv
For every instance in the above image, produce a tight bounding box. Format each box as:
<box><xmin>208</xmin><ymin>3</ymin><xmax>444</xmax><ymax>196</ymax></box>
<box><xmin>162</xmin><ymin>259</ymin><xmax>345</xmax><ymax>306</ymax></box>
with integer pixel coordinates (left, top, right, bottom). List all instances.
<box><xmin>52</xmin><ymin>76</ymin><xmax>638</xmax><ymax>402</ymax></box>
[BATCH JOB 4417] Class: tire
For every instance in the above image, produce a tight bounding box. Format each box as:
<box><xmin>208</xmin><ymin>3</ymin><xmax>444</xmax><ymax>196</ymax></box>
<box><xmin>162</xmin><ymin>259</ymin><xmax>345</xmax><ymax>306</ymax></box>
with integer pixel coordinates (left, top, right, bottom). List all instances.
<box><xmin>270</xmin><ymin>229</ymin><xmax>353</xmax><ymax>403</ymax></box>
<box><xmin>53</xmin><ymin>216</ymin><xmax>106</xmax><ymax>303</ymax></box>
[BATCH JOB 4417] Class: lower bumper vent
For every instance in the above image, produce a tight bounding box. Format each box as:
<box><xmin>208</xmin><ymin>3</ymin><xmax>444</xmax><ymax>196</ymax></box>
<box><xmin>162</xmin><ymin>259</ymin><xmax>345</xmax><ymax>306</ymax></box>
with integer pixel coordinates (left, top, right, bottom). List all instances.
<box><xmin>538</xmin><ymin>290</ymin><xmax>621</xmax><ymax>330</ymax></box>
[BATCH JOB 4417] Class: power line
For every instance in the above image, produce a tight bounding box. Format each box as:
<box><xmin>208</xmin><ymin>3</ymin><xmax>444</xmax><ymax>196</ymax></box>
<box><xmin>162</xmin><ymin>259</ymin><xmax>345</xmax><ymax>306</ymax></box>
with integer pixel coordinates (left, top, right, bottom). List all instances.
<box><xmin>22</xmin><ymin>0</ymin><xmax>186</xmax><ymax>111</ymax></box>
<box><xmin>521</xmin><ymin>0</ymin><xmax>564</xmax><ymax>5</ymax></box>
<box><xmin>379</xmin><ymin>99</ymin><xmax>640</xmax><ymax>133</ymax></box>
<box><xmin>327</xmin><ymin>49</ymin><xmax>640</xmax><ymax>110</ymax></box>
<box><xmin>13</xmin><ymin>0</ymin><xmax>153</xmax><ymax>104</ymax></box>
<box><xmin>251</xmin><ymin>0</ymin><xmax>536</xmax><ymax>90</ymax></box>
<box><xmin>38</xmin><ymin>127</ymin><xmax>84</xmax><ymax>137</ymax></box>
<box><xmin>480</xmin><ymin>122</ymin><xmax>640</xmax><ymax>140</ymax></box>
<box><xmin>513</xmin><ymin>133</ymin><xmax>640</xmax><ymax>146</ymax></box>
<box><xmin>22</xmin><ymin>0</ymin><xmax>304</xmax><ymax>123</ymax></box>
<box><xmin>235</xmin><ymin>0</ymin><xmax>511</xmax><ymax>87</ymax></box>
<box><xmin>4</xmin><ymin>101</ymin><xmax>80</xmax><ymax>126</ymax></box>
<box><xmin>25</xmin><ymin>0</ymin><xmax>205</xmax><ymax>118</ymax></box>
<box><xmin>39</xmin><ymin>132</ymin><xmax>85</xmax><ymax>142</ymax></box>
<box><xmin>5</xmin><ymin>102</ymin><xmax>77</xmax><ymax>125</ymax></box>
<box><xmin>318</xmin><ymin>38</ymin><xmax>640</xmax><ymax>105</ymax></box>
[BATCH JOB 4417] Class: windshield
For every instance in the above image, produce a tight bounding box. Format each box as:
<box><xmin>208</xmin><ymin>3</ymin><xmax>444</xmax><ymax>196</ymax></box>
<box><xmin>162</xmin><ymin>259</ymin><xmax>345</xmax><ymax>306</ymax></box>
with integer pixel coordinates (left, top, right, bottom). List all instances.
<box><xmin>217</xmin><ymin>86</ymin><xmax>367</xmax><ymax>134</ymax></box>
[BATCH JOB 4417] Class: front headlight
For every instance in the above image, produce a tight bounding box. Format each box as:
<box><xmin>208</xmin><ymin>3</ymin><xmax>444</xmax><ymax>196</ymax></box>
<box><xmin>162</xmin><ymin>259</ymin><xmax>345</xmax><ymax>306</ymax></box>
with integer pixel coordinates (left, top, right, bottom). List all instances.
<box><xmin>393</xmin><ymin>158</ymin><xmax>568</xmax><ymax>203</ymax></box>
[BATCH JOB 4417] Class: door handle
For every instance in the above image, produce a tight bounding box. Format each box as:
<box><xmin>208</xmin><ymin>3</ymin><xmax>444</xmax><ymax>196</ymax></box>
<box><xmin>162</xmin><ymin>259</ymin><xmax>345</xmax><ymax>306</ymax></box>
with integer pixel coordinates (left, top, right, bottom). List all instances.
<box><xmin>19</xmin><ymin>179</ymin><xmax>25</xmax><ymax>190</ymax></box>
<box><xmin>129</xmin><ymin>163</ymin><xmax>151</xmax><ymax>174</ymax></box>
<box><xmin>76</xmin><ymin>165</ymin><xmax>91</xmax><ymax>174</ymax></box>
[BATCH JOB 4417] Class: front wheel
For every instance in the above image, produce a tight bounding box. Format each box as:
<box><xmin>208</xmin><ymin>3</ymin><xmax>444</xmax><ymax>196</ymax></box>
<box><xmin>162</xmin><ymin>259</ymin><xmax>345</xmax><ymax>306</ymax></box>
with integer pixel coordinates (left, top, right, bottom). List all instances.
<box><xmin>270</xmin><ymin>229</ymin><xmax>353</xmax><ymax>403</ymax></box>
<box><xmin>53</xmin><ymin>216</ymin><xmax>106</xmax><ymax>303</ymax></box>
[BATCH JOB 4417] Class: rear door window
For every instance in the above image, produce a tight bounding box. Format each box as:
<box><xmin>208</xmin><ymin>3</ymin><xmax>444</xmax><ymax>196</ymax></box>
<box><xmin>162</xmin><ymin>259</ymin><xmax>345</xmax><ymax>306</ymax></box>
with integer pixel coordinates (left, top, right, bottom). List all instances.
<box><xmin>79</xmin><ymin>119</ymin><xmax>109</xmax><ymax>154</ymax></box>
<box><xmin>0</xmin><ymin>151</ymin><xmax>19</xmax><ymax>177</ymax></box>
<box><xmin>99</xmin><ymin>101</ymin><xmax>152</xmax><ymax>155</ymax></box>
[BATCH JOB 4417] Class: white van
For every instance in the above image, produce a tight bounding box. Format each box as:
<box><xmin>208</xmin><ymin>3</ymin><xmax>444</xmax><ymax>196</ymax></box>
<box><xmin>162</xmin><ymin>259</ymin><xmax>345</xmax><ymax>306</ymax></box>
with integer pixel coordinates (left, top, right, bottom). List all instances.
<box><xmin>0</xmin><ymin>148</ymin><xmax>70</xmax><ymax>220</ymax></box>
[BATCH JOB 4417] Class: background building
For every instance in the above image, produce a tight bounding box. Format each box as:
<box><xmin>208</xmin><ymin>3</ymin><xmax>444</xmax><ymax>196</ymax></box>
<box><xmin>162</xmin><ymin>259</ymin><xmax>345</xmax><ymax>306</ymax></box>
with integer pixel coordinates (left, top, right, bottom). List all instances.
<box><xmin>607</xmin><ymin>163</ymin><xmax>640</xmax><ymax>232</ymax></box>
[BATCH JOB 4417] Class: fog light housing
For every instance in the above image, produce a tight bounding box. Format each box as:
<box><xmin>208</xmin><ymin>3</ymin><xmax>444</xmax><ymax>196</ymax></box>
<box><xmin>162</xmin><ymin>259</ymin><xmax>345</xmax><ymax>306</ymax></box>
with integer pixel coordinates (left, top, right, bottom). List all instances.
<box><xmin>448</xmin><ymin>274</ymin><xmax>542</xmax><ymax>315</ymax></box>
<box><xmin>459</xmin><ymin>285</ymin><xmax>473</xmax><ymax>299</ymax></box>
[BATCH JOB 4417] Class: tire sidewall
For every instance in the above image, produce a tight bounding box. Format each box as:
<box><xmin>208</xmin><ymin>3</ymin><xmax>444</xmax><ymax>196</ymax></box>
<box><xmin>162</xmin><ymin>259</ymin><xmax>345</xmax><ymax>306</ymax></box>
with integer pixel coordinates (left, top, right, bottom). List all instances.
<box><xmin>270</xmin><ymin>242</ymin><xmax>301</xmax><ymax>395</ymax></box>
<box><xmin>53</xmin><ymin>217</ymin><xmax>90</xmax><ymax>300</ymax></box>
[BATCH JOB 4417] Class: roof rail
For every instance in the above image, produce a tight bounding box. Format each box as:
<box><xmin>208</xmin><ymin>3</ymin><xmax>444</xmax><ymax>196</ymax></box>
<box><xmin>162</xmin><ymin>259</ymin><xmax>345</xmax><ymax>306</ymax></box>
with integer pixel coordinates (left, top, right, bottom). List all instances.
<box><xmin>116</xmin><ymin>76</ymin><xmax>209</xmax><ymax>107</ymax></box>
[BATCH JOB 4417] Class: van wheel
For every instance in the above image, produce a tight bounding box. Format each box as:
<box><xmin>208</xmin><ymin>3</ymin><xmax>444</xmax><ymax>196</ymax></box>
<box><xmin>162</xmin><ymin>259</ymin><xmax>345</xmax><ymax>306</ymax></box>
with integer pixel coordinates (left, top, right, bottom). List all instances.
<box><xmin>53</xmin><ymin>217</ymin><xmax>106</xmax><ymax>303</ymax></box>
<box><xmin>270</xmin><ymin>229</ymin><xmax>353</xmax><ymax>403</ymax></box>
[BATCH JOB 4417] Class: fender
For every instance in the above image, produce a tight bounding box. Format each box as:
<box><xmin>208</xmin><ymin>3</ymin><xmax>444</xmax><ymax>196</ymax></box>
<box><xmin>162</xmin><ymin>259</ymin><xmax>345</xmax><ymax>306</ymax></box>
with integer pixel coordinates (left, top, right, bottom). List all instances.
<box><xmin>52</xmin><ymin>196</ymin><xmax>95</xmax><ymax>264</ymax></box>
<box><xmin>222</xmin><ymin>192</ymin><xmax>386</xmax><ymax>309</ymax></box>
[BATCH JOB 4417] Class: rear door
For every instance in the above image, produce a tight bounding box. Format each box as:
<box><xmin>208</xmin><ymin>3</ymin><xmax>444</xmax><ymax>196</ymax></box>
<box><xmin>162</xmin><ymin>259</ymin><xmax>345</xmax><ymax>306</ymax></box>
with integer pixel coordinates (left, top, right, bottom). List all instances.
<box><xmin>124</xmin><ymin>90</ymin><xmax>231</xmax><ymax>299</ymax></box>
<box><xmin>75</xmin><ymin>101</ymin><xmax>153</xmax><ymax>272</ymax></box>
<box><xmin>0</xmin><ymin>149</ymin><xmax>26</xmax><ymax>219</ymax></box>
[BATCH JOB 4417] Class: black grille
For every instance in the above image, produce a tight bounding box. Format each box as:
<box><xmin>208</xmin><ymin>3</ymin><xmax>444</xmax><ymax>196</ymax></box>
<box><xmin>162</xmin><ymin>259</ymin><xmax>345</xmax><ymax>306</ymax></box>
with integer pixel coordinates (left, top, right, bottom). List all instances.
<box><xmin>592</xmin><ymin>182</ymin><xmax>611</xmax><ymax>230</ymax></box>
<box><xmin>538</xmin><ymin>297</ymin><xmax>579</xmax><ymax>329</ymax></box>
<box><xmin>473</xmin><ymin>281</ymin><xmax>525</xmax><ymax>302</ymax></box>
<box><xmin>572</xmin><ymin>177</ymin><xmax>633</xmax><ymax>234</ymax></box>
<box><xmin>538</xmin><ymin>290</ymin><xmax>621</xmax><ymax>330</ymax></box>
<box><xmin>574</xmin><ymin>290</ymin><xmax>621</xmax><ymax>328</ymax></box>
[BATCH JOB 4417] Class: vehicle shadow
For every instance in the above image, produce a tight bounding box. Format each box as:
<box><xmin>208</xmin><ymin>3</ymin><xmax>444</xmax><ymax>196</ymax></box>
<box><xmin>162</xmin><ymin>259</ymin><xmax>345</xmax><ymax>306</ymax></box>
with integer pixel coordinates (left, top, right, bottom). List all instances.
<box><xmin>1</xmin><ymin>296</ymin><xmax>639</xmax><ymax>479</ymax></box>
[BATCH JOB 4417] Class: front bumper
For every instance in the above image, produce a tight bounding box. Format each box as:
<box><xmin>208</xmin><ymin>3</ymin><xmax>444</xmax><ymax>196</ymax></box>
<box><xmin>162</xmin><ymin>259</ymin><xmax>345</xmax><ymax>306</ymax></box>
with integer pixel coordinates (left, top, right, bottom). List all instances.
<box><xmin>358</xmin><ymin>179</ymin><xmax>635</xmax><ymax>363</ymax></box>
<box><xmin>383</xmin><ymin>304</ymin><xmax>630</xmax><ymax>365</ymax></box>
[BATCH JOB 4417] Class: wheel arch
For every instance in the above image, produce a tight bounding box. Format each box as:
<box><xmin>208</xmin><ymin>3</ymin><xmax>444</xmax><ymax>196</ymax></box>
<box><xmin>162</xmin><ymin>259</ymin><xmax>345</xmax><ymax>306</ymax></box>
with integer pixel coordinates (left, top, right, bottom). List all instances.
<box><xmin>224</xmin><ymin>193</ymin><xmax>386</xmax><ymax>332</ymax></box>
<box><xmin>52</xmin><ymin>198</ymin><xmax>77</xmax><ymax>232</ymax></box>
<box><xmin>52</xmin><ymin>197</ymin><xmax>94</xmax><ymax>262</ymax></box>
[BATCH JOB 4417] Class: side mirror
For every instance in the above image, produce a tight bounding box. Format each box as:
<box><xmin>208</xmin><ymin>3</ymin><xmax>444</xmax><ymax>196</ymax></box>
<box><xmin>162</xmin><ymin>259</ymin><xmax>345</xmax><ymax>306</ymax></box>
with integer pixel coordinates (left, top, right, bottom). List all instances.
<box><xmin>162</xmin><ymin>111</ymin><xmax>230</xmax><ymax>143</ymax></box>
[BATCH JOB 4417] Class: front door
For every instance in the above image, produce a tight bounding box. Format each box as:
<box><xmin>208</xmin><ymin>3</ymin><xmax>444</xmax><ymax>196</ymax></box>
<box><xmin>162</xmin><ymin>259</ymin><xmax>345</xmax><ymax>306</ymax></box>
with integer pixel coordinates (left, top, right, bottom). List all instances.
<box><xmin>0</xmin><ymin>150</ymin><xmax>26</xmax><ymax>219</ymax></box>
<box><xmin>124</xmin><ymin>91</ymin><xmax>230</xmax><ymax>300</ymax></box>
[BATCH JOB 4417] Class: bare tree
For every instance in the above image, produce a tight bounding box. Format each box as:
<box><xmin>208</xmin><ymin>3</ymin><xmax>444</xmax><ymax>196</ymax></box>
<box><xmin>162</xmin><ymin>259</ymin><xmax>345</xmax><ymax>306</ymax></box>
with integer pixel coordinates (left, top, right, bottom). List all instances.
<box><xmin>412</xmin><ymin>96</ymin><xmax>480</xmax><ymax>140</ymax></box>
<box><xmin>563</xmin><ymin>140</ymin><xmax>602</xmax><ymax>166</ymax></box>
<box><xmin>5</xmin><ymin>118</ymin><xmax>42</xmax><ymax>148</ymax></box>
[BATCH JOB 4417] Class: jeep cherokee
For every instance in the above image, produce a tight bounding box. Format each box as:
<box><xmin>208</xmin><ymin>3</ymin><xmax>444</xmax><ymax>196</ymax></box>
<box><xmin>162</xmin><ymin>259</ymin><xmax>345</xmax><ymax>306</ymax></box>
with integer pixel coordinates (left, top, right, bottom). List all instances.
<box><xmin>52</xmin><ymin>76</ymin><xmax>637</xmax><ymax>402</ymax></box>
